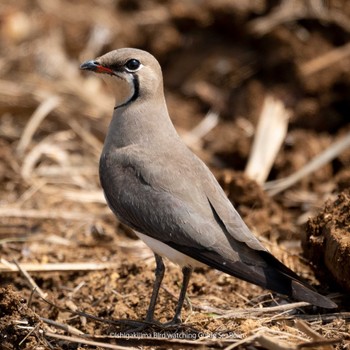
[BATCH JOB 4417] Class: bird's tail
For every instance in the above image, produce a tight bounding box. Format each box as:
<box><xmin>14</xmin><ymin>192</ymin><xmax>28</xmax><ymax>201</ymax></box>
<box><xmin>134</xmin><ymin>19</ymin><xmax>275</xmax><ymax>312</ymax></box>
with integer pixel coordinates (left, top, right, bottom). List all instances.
<box><xmin>173</xmin><ymin>241</ymin><xmax>337</xmax><ymax>309</ymax></box>
<box><xmin>204</xmin><ymin>249</ymin><xmax>337</xmax><ymax>309</ymax></box>
<box><xmin>289</xmin><ymin>278</ymin><xmax>336</xmax><ymax>308</ymax></box>
<box><xmin>259</xmin><ymin>251</ymin><xmax>337</xmax><ymax>309</ymax></box>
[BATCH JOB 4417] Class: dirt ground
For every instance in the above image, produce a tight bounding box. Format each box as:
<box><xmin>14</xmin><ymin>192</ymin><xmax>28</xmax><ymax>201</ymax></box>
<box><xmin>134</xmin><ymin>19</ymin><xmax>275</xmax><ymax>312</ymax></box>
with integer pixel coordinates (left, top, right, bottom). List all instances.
<box><xmin>0</xmin><ymin>0</ymin><xmax>349</xmax><ymax>349</ymax></box>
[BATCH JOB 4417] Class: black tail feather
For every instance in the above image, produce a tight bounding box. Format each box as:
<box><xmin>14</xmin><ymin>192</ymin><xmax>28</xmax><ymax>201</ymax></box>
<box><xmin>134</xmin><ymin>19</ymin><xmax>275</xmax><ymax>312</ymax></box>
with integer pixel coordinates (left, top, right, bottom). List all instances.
<box><xmin>290</xmin><ymin>279</ymin><xmax>337</xmax><ymax>309</ymax></box>
<box><xmin>177</xmin><ymin>245</ymin><xmax>337</xmax><ymax>309</ymax></box>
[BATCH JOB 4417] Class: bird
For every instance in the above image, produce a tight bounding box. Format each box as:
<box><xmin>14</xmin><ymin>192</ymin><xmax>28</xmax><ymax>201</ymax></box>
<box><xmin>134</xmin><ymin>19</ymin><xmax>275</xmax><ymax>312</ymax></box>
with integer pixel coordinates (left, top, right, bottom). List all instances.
<box><xmin>80</xmin><ymin>48</ymin><xmax>336</xmax><ymax>327</ymax></box>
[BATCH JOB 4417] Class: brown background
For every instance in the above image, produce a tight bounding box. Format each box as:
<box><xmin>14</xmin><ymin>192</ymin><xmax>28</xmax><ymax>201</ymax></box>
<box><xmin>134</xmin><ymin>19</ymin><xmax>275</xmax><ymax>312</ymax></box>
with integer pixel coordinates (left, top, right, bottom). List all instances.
<box><xmin>0</xmin><ymin>1</ymin><xmax>349</xmax><ymax>349</ymax></box>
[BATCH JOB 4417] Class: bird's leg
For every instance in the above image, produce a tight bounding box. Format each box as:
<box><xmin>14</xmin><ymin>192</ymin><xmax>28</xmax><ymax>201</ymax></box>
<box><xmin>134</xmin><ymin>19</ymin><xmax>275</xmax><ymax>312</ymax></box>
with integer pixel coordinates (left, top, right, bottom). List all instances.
<box><xmin>144</xmin><ymin>253</ymin><xmax>165</xmax><ymax>323</ymax></box>
<box><xmin>167</xmin><ymin>266</ymin><xmax>192</xmax><ymax>326</ymax></box>
<box><xmin>121</xmin><ymin>254</ymin><xmax>164</xmax><ymax>333</ymax></box>
<box><xmin>123</xmin><ymin>260</ymin><xmax>192</xmax><ymax>332</ymax></box>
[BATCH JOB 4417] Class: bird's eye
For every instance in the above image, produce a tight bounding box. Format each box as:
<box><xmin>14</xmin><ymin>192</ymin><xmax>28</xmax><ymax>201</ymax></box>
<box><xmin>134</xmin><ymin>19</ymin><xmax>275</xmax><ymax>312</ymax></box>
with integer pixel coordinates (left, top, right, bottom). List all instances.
<box><xmin>125</xmin><ymin>59</ymin><xmax>141</xmax><ymax>72</ymax></box>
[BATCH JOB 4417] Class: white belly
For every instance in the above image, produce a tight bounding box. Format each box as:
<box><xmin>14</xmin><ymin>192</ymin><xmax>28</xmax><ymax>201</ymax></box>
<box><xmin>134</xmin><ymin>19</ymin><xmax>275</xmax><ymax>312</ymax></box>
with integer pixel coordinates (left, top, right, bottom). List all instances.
<box><xmin>135</xmin><ymin>231</ymin><xmax>204</xmax><ymax>268</ymax></box>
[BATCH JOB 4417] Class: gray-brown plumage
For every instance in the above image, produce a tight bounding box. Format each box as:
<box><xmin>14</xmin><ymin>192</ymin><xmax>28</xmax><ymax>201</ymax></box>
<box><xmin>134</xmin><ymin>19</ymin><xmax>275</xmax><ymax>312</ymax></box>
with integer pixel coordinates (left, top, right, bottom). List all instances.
<box><xmin>80</xmin><ymin>48</ymin><xmax>336</xmax><ymax>325</ymax></box>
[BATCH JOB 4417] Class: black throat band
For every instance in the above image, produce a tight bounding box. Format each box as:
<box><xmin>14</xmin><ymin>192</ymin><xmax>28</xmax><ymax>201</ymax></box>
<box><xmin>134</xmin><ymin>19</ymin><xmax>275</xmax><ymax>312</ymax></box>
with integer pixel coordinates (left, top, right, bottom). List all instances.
<box><xmin>114</xmin><ymin>74</ymin><xmax>140</xmax><ymax>110</ymax></box>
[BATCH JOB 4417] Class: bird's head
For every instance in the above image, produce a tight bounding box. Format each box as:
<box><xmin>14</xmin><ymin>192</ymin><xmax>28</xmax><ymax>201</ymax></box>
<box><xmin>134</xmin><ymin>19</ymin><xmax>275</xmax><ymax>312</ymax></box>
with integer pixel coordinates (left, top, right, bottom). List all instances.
<box><xmin>80</xmin><ymin>48</ymin><xmax>163</xmax><ymax>109</ymax></box>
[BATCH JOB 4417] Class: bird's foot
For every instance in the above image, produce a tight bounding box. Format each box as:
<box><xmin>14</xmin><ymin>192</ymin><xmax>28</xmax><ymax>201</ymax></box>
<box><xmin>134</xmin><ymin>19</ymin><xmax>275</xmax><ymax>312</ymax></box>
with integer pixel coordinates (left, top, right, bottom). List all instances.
<box><xmin>122</xmin><ymin>316</ymin><xmax>184</xmax><ymax>333</ymax></box>
<box><xmin>159</xmin><ymin>315</ymin><xmax>182</xmax><ymax>329</ymax></box>
<box><xmin>122</xmin><ymin>318</ymin><xmax>162</xmax><ymax>333</ymax></box>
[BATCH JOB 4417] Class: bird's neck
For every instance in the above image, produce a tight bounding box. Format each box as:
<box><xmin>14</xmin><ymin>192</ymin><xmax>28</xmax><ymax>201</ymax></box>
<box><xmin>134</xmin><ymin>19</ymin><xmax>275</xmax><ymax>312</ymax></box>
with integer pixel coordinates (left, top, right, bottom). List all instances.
<box><xmin>103</xmin><ymin>97</ymin><xmax>179</xmax><ymax>150</ymax></box>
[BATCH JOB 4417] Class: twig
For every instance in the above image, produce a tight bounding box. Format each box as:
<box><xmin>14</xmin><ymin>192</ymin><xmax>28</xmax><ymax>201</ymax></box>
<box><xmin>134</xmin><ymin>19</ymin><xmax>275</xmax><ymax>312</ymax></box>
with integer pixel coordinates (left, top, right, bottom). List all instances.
<box><xmin>182</xmin><ymin>110</ymin><xmax>219</xmax><ymax>148</ymax></box>
<box><xmin>43</xmin><ymin>331</ymin><xmax>134</xmax><ymax>350</ymax></box>
<box><xmin>13</xmin><ymin>260</ymin><xmax>47</xmax><ymax>299</ymax></box>
<box><xmin>61</xmin><ymin>189</ymin><xmax>105</xmax><ymax>203</ymax></box>
<box><xmin>264</xmin><ymin>130</ymin><xmax>350</xmax><ymax>196</ymax></box>
<box><xmin>248</xmin><ymin>0</ymin><xmax>308</xmax><ymax>36</ymax></box>
<box><xmin>256</xmin><ymin>334</ymin><xmax>295</xmax><ymax>350</ymax></box>
<box><xmin>294</xmin><ymin>319</ymin><xmax>342</xmax><ymax>349</ymax></box>
<box><xmin>13</xmin><ymin>179</ymin><xmax>47</xmax><ymax>207</ymax></box>
<box><xmin>0</xmin><ymin>207</ymin><xmax>108</xmax><ymax>221</ymax></box>
<box><xmin>257</xmin><ymin>327</ymin><xmax>310</xmax><ymax>343</ymax></box>
<box><xmin>0</xmin><ymin>259</ymin><xmax>116</xmax><ymax>272</ymax></box>
<box><xmin>297</xmin><ymin>339</ymin><xmax>342</xmax><ymax>349</ymax></box>
<box><xmin>80</xmin><ymin>24</ymin><xmax>112</xmax><ymax>63</ymax></box>
<box><xmin>216</xmin><ymin>301</ymin><xmax>309</xmax><ymax>319</ymax></box>
<box><xmin>40</xmin><ymin>317</ymin><xmax>84</xmax><ymax>336</ymax></box>
<box><xmin>189</xmin><ymin>110</ymin><xmax>219</xmax><ymax>140</ymax></box>
<box><xmin>300</xmin><ymin>41</ymin><xmax>350</xmax><ymax>76</ymax></box>
<box><xmin>271</xmin><ymin>312</ymin><xmax>350</xmax><ymax>323</ymax></box>
<box><xmin>68</xmin><ymin>118</ymin><xmax>103</xmax><ymax>156</ymax></box>
<box><xmin>245</xmin><ymin>95</ymin><xmax>290</xmax><ymax>184</ymax></box>
<box><xmin>35</xmin><ymin>166</ymin><xmax>98</xmax><ymax>177</ymax></box>
<box><xmin>17</xmin><ymin>95</ymin><xmax>61</xmax><ymax>155</ymax></box>
<box><xmin>69</xmin><ymin>281</ymin><xmax>86</xmax><ymax>297</ymax></box>
<box><xmin>21</xmin><ymin>142</ymin><xmax>69</xmax><ymax>181</ymax></box>
<box><xmin>18</xmin><ymin>323</ymin><xmax>41</xmax><ymax>347</ymax></box>
<box><xmin>295</xmin><ymin>319</ymin><xmax>325</xmax><ymax>341</ymax></box>
<box><xmin>249</xmin><ymin>0</ymin><xmax>350</xmax><ymax>36</ymax></box>
<box><xmin>27</xmin><ymin>287</ymin><xmax>36</xmax><ymax>308</ymax></box>
<box><xmin>224</xmin><ymin>332</ymin><xmax>260</xmax><ymax>350</ymax></box>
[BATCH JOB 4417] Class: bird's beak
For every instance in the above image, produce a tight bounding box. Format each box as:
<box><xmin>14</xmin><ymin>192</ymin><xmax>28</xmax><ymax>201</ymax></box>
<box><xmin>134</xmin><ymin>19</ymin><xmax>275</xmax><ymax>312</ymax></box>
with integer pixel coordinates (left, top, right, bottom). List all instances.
<box><xmin>80</xmin><ymin>60</ymin><xmax>114</xmax><ymax>75</ymax></box>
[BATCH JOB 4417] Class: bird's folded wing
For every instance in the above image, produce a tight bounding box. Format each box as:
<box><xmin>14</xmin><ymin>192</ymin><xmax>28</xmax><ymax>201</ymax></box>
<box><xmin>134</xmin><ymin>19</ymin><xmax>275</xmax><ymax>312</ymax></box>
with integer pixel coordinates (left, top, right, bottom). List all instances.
<box><xmin>102</xmin><ymin>149</ymin><xmax>274</xmax><ymax>272</ymax></box>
